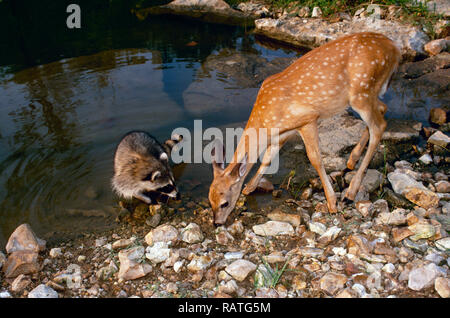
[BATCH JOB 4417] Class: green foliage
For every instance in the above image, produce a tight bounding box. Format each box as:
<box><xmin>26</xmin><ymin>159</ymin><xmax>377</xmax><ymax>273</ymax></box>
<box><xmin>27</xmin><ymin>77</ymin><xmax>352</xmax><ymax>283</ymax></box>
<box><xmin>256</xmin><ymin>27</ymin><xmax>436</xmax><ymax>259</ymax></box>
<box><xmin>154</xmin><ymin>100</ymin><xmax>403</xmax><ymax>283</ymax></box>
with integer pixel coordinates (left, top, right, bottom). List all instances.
<box><xmin>254</xmin><ymin>255</ymin><xmax>291</xmax><ymax>289</ymax></box>
<box><xmin>229</xmin><ymin>0</ymin><xmax>442</xmax><ymax>36</ymax></box>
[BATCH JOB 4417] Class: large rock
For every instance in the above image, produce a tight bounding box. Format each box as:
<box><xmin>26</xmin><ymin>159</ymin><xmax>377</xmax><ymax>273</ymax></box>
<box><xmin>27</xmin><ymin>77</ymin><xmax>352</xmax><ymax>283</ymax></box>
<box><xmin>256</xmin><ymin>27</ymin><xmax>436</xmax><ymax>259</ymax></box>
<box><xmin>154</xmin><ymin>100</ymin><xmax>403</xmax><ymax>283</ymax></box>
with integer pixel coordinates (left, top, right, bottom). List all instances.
<box><xmin>187</xmin><ymin>255</ymin><xmax>214</xmax><ymax>272</ymax></box>
<box><xmin>145</xmin><ymin>242</ymin><xmax>171</xmax><ymax>264</ymax></box>
<box><xmin>254</xmin><ymin>16</ymin><xmax>429</xmax><ymax>59</ymax></box>
<box><xmin>6</xmin><ymin>224</ymin><xmax>46</xmax><ymax>254</ymax></box>
<box><xmin>28</xmin><ymin>284</ymin><xmax>58</xmax><ymax>298</ymax></box>
<box><xmin>181</xmin><ymin>223</ymin><xmax>204</xmax><ymax>244</ymax></box>
<box><xmin>428</xmin><ymin>131</ymin><xmax>450</xmax><ymax>149</ymax></box>
<box><xmin>319</xmin><ymin>272</ymin><xmax>348</xmax><ymax>295</ymax></box>
<box><xmin>2</xmin><ymin>250</ymin><xmax>40</xmax><ymax>278</ymax></box>
<box><xmin>118</xmin><ymin>246</ymin><xmax>152</xmax><ymax>281</ymax></box>
<box><xmin>375</xmin><ymin>208</ymin><xmax>407</xmax><ymax>226</ymax></box>
<box><xmin>435</xmin><ymin>277</ymin><xmax>450</xmax><ymax>298</ymax></box>
<box><xmin>225</xmin><ymin>259</ymin><xmax>257</xmax><ymax>282</ymax></box>
<box><xmin>252</xmin><ymin>221</ymin><xmax>294</xmax><ymax>236</ymax></box>
<box><xmin>388</xmin><ymin>171</ymin><xmax>439</xmax><ymax>209</ymax></box>
<box><xmin>145</xmin><ymin>224</ymin><xmax>179</xmax><ymax>246</ymax></box>
<box><xmin>135</xmin><ymin>0</ymin><xmax>255</xmax><ymax>26</ymax></box>
<box><xmin>424</xmin><ymin>38</ymin><xmax>450</xmax><ymax>56</ymax></box>
<box><xmin>408</xmin><ymin>263</ymin><xmax>446</xmax><ymax>291</ymax></box>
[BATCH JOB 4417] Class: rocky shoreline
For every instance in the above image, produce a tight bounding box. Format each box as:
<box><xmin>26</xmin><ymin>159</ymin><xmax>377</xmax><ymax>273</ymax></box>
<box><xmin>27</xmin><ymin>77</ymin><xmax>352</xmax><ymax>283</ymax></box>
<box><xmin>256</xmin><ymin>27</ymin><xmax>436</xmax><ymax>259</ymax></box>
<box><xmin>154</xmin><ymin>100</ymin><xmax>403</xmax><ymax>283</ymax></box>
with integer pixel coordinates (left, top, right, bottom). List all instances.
<box><xmin>1</xmin><ymin>103</ymin><xmax>449</xmax><ymax>298</ymax></box>
<box><xmin>135</xmin><ymin>0</ymin><xmax>449</xmax><ymax>60</ymax></box>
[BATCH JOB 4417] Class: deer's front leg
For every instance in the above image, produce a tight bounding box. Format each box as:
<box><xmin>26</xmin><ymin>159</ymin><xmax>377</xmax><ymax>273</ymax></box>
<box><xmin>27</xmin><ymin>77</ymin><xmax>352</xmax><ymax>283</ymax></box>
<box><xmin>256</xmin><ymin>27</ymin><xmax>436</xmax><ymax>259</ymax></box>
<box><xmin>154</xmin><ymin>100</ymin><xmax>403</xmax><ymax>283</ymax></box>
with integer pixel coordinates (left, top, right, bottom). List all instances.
<box><xmin>242</xmin><ymin>145</ymin><xmax>277</xmax><ymax>195</ymax></box>
<box><xmin>298</xmin><ymin>122</ymin><xmax>337</xmax><ymax>213</ymax></box>
<box><xmin>242</xmin><ymin>131</ymin><xmax>293</xmax><ymax>196</ymax></box>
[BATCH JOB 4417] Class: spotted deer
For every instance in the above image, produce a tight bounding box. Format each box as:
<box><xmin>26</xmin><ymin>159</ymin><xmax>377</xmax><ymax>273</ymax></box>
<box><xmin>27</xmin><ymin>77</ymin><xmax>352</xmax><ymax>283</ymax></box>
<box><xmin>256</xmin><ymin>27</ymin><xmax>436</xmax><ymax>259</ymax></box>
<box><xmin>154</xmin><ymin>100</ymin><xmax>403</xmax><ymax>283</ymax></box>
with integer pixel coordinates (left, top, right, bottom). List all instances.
<box><xmin>209</xmin><ymin>32</ymin><xmax>401</xmax><ymax>225</ymax></box>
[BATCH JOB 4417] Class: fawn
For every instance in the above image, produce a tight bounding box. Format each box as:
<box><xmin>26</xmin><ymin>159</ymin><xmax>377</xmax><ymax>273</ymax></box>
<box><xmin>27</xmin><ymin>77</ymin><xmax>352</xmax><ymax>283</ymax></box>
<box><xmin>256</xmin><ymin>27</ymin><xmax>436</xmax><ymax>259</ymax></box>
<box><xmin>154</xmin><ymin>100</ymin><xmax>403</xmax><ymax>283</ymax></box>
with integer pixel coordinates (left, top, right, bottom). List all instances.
<box><xmin>209</xmin><ymin>32</ymin><xmax>401</xmax><ymax>225</ymax></box>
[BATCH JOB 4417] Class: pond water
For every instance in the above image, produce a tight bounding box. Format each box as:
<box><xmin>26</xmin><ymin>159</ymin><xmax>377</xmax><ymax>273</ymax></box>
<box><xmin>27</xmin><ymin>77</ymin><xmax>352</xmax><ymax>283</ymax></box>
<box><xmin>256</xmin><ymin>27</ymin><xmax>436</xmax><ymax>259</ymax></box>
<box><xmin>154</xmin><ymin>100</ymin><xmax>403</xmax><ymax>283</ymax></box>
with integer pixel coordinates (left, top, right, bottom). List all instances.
<box><xmin>0</xmin><ymin>1</ymin><xmax>442</xmax><ymax>246</ymax></box>
<box><xmin>0</xmin><ymin>5</ymin><xmax>303</xmax><ymax>245</ymax></box>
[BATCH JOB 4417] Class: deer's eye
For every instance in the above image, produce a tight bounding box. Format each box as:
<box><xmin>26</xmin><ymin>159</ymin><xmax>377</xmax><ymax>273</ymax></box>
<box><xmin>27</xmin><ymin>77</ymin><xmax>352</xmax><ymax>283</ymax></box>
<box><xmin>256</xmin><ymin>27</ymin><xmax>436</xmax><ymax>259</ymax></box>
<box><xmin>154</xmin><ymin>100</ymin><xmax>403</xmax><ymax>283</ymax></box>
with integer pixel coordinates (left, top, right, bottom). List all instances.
<box><xmin>220</xmin><ymin>202</ymin><xmax>229</xmax><ymax>209</ymax></box>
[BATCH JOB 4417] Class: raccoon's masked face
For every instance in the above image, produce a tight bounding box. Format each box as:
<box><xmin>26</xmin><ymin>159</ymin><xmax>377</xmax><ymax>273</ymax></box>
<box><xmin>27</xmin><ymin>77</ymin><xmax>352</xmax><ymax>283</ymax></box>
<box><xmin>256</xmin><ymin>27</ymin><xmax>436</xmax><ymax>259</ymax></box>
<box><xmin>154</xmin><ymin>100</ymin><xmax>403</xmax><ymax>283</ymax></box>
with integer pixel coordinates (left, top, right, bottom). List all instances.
<box><xmin>139</xmin><ymin>153</ymin><xmax>178</xmax><ymax>198</ymax></box>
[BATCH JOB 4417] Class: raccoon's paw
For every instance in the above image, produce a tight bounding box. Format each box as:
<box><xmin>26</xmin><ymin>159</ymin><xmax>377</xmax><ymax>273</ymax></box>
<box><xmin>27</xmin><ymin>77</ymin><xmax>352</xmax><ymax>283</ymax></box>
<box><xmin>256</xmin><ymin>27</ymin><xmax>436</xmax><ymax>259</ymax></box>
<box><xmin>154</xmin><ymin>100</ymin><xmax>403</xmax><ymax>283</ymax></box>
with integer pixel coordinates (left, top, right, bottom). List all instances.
<box><xmin>134</xmin><ymin>193</ymin><xmax>152</xmax><ymax>205</ymax></box>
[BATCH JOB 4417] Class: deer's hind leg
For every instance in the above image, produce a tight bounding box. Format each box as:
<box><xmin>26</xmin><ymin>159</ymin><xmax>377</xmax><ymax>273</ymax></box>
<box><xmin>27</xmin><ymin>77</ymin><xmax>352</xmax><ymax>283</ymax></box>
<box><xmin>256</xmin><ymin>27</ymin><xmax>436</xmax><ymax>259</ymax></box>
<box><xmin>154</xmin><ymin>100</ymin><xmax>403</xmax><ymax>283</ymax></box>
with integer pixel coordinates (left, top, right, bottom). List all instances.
<box><xmin>346</xmin><ymin>103</ymin><xmax>387</xmax><ymax>170</ymax></box>
<box><xmin>345</xmin><ymin>99</ymin><xmax>387</xmax><ymax>201</ymax></box>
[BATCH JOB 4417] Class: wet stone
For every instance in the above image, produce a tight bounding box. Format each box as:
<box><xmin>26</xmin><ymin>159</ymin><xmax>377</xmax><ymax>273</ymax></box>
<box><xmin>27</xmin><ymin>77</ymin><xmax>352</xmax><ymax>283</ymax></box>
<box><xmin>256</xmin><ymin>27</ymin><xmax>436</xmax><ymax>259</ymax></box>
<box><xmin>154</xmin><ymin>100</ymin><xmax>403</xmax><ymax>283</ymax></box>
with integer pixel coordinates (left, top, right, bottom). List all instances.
<box><xmin>3</xmin><ymin>250</ymin><xmax>40</xmax><ymax>278</ymax></box>
<box><xmin>6</xmin><ymin>224</ymin><xmax>46</xmax><ymax>254</ymax></box>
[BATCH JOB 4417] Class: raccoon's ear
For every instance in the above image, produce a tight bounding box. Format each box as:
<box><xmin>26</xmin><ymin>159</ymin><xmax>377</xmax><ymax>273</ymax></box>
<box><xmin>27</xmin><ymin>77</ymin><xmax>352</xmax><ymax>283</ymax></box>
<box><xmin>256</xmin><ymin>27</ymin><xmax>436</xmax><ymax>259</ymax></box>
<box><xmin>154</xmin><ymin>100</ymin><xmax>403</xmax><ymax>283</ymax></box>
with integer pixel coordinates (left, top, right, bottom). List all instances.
<box><xmin>151</xmin><ymin>171</ymin><xmax>161</xmax><ymax>182</ymax></box>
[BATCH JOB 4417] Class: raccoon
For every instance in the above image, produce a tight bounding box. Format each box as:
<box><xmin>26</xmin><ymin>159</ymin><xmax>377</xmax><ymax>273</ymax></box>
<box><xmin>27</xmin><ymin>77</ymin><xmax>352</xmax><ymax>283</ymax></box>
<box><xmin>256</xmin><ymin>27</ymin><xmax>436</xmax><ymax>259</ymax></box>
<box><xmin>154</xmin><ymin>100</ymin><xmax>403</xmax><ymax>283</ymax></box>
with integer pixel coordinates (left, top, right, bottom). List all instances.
<box><xmin>112</xmin><ymin>131</ymin><xmax>182</xmax><ymax>204</ymax></box>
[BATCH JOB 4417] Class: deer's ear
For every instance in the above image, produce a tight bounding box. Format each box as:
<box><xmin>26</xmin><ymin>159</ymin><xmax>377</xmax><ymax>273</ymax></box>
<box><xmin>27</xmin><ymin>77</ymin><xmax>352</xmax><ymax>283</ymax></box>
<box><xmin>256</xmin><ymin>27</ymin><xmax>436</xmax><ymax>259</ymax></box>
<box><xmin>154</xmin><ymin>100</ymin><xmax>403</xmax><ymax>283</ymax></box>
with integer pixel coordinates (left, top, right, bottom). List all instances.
<box><xmin>230</xmin><ymin>153</ymin><xmax>248</xmax><ymax>179</ymax></box>
<box><xmin>239</xmin><ymin>153</ymin><xmax>248</xmax><ymax>177</ymax></box>
<box><xmin>211</xmin><ymin>139</ymin><xmax>225</xmax><ymax>174</ymax></box>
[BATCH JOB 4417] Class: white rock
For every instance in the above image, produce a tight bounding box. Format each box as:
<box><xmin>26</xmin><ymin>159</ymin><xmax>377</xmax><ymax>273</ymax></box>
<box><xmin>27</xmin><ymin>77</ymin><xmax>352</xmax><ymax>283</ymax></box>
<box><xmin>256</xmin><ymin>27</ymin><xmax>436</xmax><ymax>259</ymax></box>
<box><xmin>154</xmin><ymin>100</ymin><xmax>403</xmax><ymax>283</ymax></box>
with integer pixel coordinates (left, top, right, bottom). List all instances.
<box><xmin>28</xmin><ymin>284</ymin><xmax>58</xmax><ymax>298</ymax></box>
<box><xmin>311</xmin><ymin>6</ymin><xmax>322</xmax><ymax>17</ymax></box>
<box><xmin>332</xmin><ymin>247</ymin><xmax>347</xmax><ymax>256</ymax></box>
<box><xmin>49</xmin><ymin>248</ymin><xmax>62</xmax><ymax>258</ymax></box>
<box><xmin>382</xmin><ymin>263</ymin><xmax>396</xmax><ymax>274</ymax></box>
<box><xmin>224</xmin><ymin>251</ymin><xmax>245</xmax><ymax>260</ymax></box>
<box><xmin>118</xmin><ymin>246</ymin><xmax>152</xmax><ymax>281</ymax></box>
<box><xmin>181</xmin><ymin>223</ymin><xmax>204</xmax><ymax>244</ymax></box>
<box><xmin>375</xmin><ymin>208</ymin><xmax>407</xmax><ymax>226</ymax></box>
<box><xmin>0</xmin><ymin>291</ymin><xmax>12</xmax><ymax>298</ymax></box>
<box><xmin>428</xmin><ymin>131</ymin><xmax>450</xmax><ymax>148</ymax></box>
<box><xmin>145</xmin><ymin>224</ymin><xmax>179</xmax><ymax>246</ymax></box>
<box><xmin>145</xmin><ymin>242</ymin><xmax>171</xmax><ymax>264</ymax></box>
<box><xmin>419</xmin><ymin>153</ymin><xmax>433</xmax><ymax>165</ymax></box>
<box><xmin>187</xmin><ymin>255</ymin><xmax>213</xmax><ymax>272</ymax></box>
<box><xmin>434</xmin><ymin>277</ymin><xmax>450</xmax><ymax>298</ymax></box>
<box><xmin>308</xmin><ymin>222</ymin><xmax>327</xmax><ymax>235</ymax></box>
<box><xmin>408</xmin><ymin>263</ymin><xmax>446</xmax><ymax>291</ymax></box>
<box><xmin>425</xmin><ymin>253</ymin><xmax>445</xmax><ymax>265</ymax></box>
<box><xmin>252</xmin><ymin>221</ymin><xmax>294</xmax><ymax>236</ymax></box>
<box><xmin>173</xmin><ymin>260</ymin><xmax>184</xmax><ymax>273</ymax></box>
<box><xmin>318</xmin><ymin>226</ymin><xmax>341</xmax><ymax>243</ymax></box>
<box><xmin>352</xmin><ymin>283</ymin><xmax>369</xmax><ymax>298</ymax></box>
<box><xmin>435</xmin><ymin>237</ymin><xmax>450</xmax><ymax>251</ymax></box>
<box><xmin>225</xmin><ymin>259</ymin><xmax>257</xmax><ymax>282</ymax></box>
